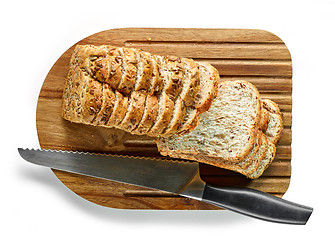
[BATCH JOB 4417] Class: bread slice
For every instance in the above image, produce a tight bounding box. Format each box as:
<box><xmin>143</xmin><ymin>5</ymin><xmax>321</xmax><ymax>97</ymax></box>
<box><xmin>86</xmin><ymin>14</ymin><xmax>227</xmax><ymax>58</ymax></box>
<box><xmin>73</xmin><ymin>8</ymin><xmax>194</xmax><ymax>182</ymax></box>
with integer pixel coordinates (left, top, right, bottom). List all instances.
<box><xmin>134</xmin><ymin>50</ymin><xmax>153</xmax><ymax>91</ymax></box>
<box><xmin>172</xmin><ymin>131</ymin><xmax>262</xmax><ymax>172</ymax></box>
<box><xmin>146</xmin><ymin>92</ymin><xmax>174</xmax><ymax>137</ymax></box>
<box><xmin>161</xmin><ymin>58</ymin><xmax>199</xmax><ymax>137</ymax></box>
<box><xmin>147</xmin><ymin>52</ymin><xmax>162</xmax><ymax>95</ymax></box>
<box><xmin>117</xmin><ymin>48</ymin><xmax>138</xmax><ymax>95</ymax></box>
<box><xmin>180</xmin><ymin>58</ymin><xmax>200</xmax><ymax>107</ymax></box>
<box><xmin>263</xmin><ymin>99</ymin><xmax>283</xmax><ymax>145</ymax></box>
<box><xmin>163</xmin><ymin>56</ymin><xmax>184</xmax><ymax>101</ymax></box>
<box><xmin>195</xmin><ymin>62</ymin><xmax>219</xmax><ymax>114</ymax></box>
<box><xmin>104</xmin><ymin>46</ymin><xmax>123</xmax><ymax>89</ymax></box>
<box><xmin>106</xmin><ymin>91</ymin><xmax>129</xmax><ymax>126</ymax></box>
<box><xmin>176</xmin><ymin>107</ymin><xmax>200</xmax><ymax>136</ymax></box>
<box><xmin>156</xmin><ymin>80</ymin><xmax>262</xmax><ymax>162</ymax></box>
<box><xmin>132</xmin><ymin>94</ymin><xmax>159</xmax><ymax>135</ymax></box>
<box><xmin>117</xmin><ymin>91</ymin><xmax>146</xmax><ymax>132</ymax></box>
<box><xmin>92</xmin><ymin>83</ymin><xmax>116</xmax><ymax>126</ymax></box>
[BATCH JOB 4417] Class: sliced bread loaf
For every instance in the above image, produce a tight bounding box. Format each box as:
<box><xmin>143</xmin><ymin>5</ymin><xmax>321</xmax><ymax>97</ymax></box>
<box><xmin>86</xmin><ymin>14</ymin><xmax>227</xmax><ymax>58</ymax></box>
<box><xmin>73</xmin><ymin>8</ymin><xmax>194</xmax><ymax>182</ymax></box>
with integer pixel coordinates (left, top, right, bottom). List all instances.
<box><xmin>62</xmin><ymin>45</ymin><xmax>218</xmax><ymax>137</ymax></box>
<box><xmin>156</xmin><ymin>80</ymin><xmax>262</xmax><ymax>162</ymax></box>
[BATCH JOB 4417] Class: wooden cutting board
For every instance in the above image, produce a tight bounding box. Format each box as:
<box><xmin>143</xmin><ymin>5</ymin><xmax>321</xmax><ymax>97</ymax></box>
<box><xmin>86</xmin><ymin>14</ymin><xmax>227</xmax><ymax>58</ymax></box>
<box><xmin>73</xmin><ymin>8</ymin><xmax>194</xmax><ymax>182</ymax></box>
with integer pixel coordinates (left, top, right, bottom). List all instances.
<box><xmin>36</xmin><ymin>28</ymin><xmax>292</xmax><ymax>210</ymax></box>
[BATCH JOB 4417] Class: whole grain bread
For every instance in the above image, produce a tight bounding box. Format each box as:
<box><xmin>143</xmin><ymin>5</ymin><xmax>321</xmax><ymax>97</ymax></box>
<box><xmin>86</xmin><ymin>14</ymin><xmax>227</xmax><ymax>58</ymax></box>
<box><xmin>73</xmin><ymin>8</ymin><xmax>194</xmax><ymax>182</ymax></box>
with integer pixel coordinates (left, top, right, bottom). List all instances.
<box><xmin>62</xmin><ymin>45</ymin><xmax>218</xmax><ymax>137</ymax></box>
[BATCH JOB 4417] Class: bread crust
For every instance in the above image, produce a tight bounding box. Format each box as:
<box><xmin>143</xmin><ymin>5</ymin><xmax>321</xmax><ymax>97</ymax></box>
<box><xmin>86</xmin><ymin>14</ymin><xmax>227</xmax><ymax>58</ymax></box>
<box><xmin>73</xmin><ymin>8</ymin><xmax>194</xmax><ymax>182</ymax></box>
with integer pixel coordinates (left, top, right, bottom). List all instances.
<box><xmin>195</xmin><ymin>62</ymin><xmax>219</xmax><ymax>114</ymax></box>
<box><xmin>176</xmin><ymin>108</ymin><xmax>200</xmax><ymax>136</ymax></box>
<box><xmin>164</xmin><ymin>56</ymin><xmax>185</xmax><ymax>100</ymax></box>
<box><xmin>148</xmin><ymin>55</ymin><xmax>162</xmax><ymax>95</ymax></box>
<box><xmin>259</xmin><ymin>108</ymin><xmax>269</xmax><ymax>133</ymax></box>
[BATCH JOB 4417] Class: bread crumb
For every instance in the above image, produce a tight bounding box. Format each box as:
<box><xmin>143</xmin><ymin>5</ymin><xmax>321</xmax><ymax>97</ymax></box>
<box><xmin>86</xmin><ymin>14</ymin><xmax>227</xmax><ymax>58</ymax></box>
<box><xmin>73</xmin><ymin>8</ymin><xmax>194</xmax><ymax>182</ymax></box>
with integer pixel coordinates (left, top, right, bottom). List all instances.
<box><xmin>147</xmin><ymin>37</ymin><xmax>151</xmax><ymax>41</ymax></box>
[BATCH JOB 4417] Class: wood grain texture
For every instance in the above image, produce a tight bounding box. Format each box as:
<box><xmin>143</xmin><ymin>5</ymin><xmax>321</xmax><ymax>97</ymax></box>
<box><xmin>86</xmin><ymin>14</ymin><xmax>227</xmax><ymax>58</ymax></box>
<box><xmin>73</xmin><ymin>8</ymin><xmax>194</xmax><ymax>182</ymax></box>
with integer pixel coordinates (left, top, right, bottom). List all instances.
<box><xmin>36</xmin><ymin>28</ymin><xmax>292</xmax><ymax>210</ymax></box>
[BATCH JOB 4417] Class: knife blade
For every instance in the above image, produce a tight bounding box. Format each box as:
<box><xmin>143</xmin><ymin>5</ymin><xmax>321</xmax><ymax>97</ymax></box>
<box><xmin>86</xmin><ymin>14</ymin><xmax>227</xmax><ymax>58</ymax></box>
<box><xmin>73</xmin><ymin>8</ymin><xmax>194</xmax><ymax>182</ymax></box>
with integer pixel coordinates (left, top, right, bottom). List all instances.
<box><xmin>18</xmin><ymin>148</ymin><xmax>313</xmax><ymax>224</ymax></box>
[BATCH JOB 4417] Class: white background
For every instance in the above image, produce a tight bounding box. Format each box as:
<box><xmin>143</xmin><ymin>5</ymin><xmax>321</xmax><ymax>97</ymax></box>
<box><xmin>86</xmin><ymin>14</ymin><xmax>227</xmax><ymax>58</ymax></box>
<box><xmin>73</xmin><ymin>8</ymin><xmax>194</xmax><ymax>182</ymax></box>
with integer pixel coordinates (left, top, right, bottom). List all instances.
<box><xmin>2</xmin><ymin>0</ymin><xmax>334</xmax><ymax>239</ymax></box>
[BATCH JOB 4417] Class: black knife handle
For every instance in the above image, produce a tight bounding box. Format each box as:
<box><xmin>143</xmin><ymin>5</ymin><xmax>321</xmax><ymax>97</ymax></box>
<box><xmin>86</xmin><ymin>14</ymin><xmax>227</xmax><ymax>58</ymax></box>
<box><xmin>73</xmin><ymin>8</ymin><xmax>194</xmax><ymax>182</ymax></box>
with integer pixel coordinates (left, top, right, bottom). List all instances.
<box><xmin>202</xmin><ymin>184</ymin><xmax>313</xmax><ymax>224</ymax></box>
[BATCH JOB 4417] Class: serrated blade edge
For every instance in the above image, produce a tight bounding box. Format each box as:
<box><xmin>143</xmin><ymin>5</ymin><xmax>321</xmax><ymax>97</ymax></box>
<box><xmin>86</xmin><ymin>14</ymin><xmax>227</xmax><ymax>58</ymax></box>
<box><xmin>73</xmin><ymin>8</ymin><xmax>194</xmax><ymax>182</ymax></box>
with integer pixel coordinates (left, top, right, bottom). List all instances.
<box><xmin>18</xmin><ymin>148</ymin><xmax>202</xmax><ymax>195</ymax></box>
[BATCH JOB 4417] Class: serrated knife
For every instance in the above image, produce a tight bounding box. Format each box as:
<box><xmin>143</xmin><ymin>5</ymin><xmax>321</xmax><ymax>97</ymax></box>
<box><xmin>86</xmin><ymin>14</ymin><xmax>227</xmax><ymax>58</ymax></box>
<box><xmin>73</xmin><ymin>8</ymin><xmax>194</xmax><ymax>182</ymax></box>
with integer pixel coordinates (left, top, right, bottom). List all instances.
<box><xmin>18</xmin><ymin>148</ymin><xmax>312</xmax><ymax>224</ymax></box>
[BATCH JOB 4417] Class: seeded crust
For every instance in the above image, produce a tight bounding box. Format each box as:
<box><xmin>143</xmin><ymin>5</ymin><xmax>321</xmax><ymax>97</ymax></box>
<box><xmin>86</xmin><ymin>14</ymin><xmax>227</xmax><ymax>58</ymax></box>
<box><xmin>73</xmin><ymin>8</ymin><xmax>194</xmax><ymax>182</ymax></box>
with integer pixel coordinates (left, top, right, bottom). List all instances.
<box><xmin>104</xmin><ymin>46</ymin><xmax>123</xmax><ymax>89</ymax></box>
<box><xmin>81</xmin><ymin>74</ymin><xmax>103</xmax><ymax>123</ymax></box>
<box><xmin>118</xmin><ymin>91</ymin><xmax>146</xmax><ymax>132</ymax></box>
<box><xmin>134</xmin><ymin>50</ymin><xmax>153</xmax><ymax>91</ymax></box>
<box><xmin>93</xmin><ymin>83</ymin><xmax>116</xmax><ymax>126</ymax></box>
<box><xmin>148</xmin><ymin>53</ymin><xmax>162</xmax><ymax>95</ymax></box>
<box><xmin>106</xmin><ymin>91</ymin><xmax>128</xmax><ymax>126</ymax></box>
<box><xmin>160</xmin><ymin>57</ymin><xmax>192</xmax><ymax>137</ymax></box>
<box><xmin>62</xmin><ymin>65</ymin><xmax>83</xmax><ymax>123</ymax></box>
<box><xmin>181</xmin><ymin>58</ymin><xmax>200</xmax><ymax>107</ymax></box>
<box><xmin>132</xmin><ymin>95</ymin><xmax>159</xmax><ymax>135</ymax></box>
<box><xmin>117</xmin><ymin>48</ymin><xmax>138</xmax><ymax>95</ymax></box>
<box><xmin>164</xmin><ymin>56</ymin><xmax>184</xmax><ymax>101</ymax></box>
